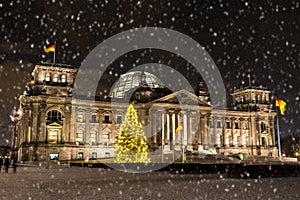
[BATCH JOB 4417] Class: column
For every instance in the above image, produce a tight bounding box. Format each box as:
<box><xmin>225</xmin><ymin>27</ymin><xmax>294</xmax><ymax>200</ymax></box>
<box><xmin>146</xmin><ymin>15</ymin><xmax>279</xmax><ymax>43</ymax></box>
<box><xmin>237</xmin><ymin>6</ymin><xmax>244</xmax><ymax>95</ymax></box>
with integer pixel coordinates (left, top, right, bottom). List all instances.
<box><xmin>239</xmin><ymin>118</ymin><xmax>243</xmax><ymax>147</ymax></box>
<box><xmin>270</xmin><ymin>117</ymin><xmax>275</xmax><ymax>146</ymax></box>
<box><xmin>188</xmin><ymin>113</ymin><xmax>193</xmax><ymax>145</ymax></box>
<box><xmin>250</xmin><ymin>115</ymin><xmax>257</xmax><ymax>147</ymax></box>
<box><xmin>98</xmin><ymin>109</ymin><xmax>103</xmax><ymax>144</ymax></box>
<box><xmin>172</xmin><ymin>113</ymin><xmax>176</xmax><ymax>148</ymax></box>
<box><xmin>257</xmin><ymin>119</ymin><xmax>262</xmax><ymax>146</ymax></box>
<box><xmin>69</xmin><ymin>107</ymin><xmax>75</xmax><ymax>143</ymax></box>
<box><xmin>152</xmin><ymin>111</ymin><xmax>157</xmax><ymax>144</ymax></box>
<box><xmin>64</xmin><ymin>104</ymin><xmax>71</xmax><ymax>142</ymax></box>
<box><xmin>177</xmin><ymin>112</ymin><xmax>181</xmax><ymax>144</ymax></box>
<box><xmin>85</xmin><ymin>108</ymin><xmax>91</xmax><ymax>144</ymax></box>
<box><xmin>111</xmin><ymin>112</ymin><xmax>116</xmax><ymax>144</ymax></box>
<box><xmin>161</xmin><ymin>113</ymin><xmax>165</xmax><ymax>145</ymax></box>
<box><xmin>31</xmin><ymin>102</ymin><xmax>39</xmax><ymax>142</ymax></box>
<box><xmin>39</xmin><ymin>106</ymin><xmax>46</xmax><ymax>142</ymax></box>
<box><xmin>183</xmin><ymin>113</ymin><xmax>188</xmax><ymax>146</ymax></box>
<box><xmin>213</xmin><ymin>117</ymin><xmax>217</xmax><ymax>146</ymax></box>
<box><xmin>166</xmin><ymin>113</ymin><xmax>170</xmax><ymax>143</ymax></box>
<box><xmin>231</xmin><ymin>118</ymin><xmax>235</xmax><ymax>147</ymax></box>
<box><xmin>204</xmin><ymin>115</ymin><xmax>210</xmax><ymax>147</ymax></box>
<box><xmin>198</xmin><ymin>115</ymin><xmax>203</xmax><ymax>144</ymax></box>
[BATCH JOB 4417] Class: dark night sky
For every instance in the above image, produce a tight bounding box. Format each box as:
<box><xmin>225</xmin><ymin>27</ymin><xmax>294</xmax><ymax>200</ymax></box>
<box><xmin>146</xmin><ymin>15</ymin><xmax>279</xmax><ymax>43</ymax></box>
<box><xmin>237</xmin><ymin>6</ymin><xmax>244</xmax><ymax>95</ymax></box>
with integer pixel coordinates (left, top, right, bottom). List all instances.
<box><xmin>0</xmin><ymin>0</ymin><xmax>299</xmax><ymax>145</ymax></box>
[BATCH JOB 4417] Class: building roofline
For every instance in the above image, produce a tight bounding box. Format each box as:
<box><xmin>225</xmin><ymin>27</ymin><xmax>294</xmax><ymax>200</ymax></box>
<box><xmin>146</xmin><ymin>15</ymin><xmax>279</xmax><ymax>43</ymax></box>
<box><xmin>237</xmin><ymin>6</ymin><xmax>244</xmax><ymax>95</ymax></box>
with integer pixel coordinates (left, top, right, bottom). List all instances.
<box><xmin>38</xmin><ymin>62</ymin><xmax>75</xmax><ymax>69</ymax></box>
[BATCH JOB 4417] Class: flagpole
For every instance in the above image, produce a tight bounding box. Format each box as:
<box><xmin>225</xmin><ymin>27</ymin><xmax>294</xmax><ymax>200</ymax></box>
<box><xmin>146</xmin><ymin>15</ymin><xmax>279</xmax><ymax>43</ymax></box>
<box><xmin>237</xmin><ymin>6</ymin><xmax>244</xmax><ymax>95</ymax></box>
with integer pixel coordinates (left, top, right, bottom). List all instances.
<box><xmin>275</xmin><ymin>96</ymin><xmax>282</xmax><ymax>161</ymax></box>
<box><xmin>53</xmin><ymin>41</ymin><xmax>56</xmax><ymax>63</ymax></box>
<box><xmin>247</xmin><ymin>73</ymin><xmax>251</xmax><ymax>87</ymax></box>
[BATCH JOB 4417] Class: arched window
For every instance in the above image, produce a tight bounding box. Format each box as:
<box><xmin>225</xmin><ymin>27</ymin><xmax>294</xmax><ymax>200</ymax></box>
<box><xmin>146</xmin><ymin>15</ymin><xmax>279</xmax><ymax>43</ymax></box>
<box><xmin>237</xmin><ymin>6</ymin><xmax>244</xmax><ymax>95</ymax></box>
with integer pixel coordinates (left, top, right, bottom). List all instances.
<box><xmin>261</xmin><ymin>122</ymin><xmax>267</xmax><ymax>132</ymax></box>
<box><xmin>61</xmin><ymin>74</ymin><xmax>67</xmax><ymax>83</ymax></box>
<box><xmin>53</xmin><ymin>74</ymin><xmax>58</xmax><ymax>82</ymax></box>
<box><xmin>47</xmin><ymin>110</ymin><xmax>62</xmax><ymax>121</ymax></box>
<box><xmin>45</xmin><ymin>73</ymin><xmax>51</xmax><ymax>82</ymax></box>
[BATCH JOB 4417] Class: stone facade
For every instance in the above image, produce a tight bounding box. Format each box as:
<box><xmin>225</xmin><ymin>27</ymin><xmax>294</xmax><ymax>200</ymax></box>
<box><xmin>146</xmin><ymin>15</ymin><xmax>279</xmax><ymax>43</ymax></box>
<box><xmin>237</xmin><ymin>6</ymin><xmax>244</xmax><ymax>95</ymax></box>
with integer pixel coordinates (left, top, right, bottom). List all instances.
<box><xmin>11</xmin><ymin>62</ymin><xmax>278</xmax><ymax>162</ymax></box>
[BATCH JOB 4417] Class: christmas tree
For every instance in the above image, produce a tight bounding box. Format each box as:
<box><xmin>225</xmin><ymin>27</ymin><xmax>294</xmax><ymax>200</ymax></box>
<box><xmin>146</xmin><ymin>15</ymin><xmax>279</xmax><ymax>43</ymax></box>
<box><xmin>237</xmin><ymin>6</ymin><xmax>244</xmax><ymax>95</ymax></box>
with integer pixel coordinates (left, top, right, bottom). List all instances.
<box><xmin>115</xmin><ymin>104</ymin><xmax>150</xmax><ymax>163</ymax></box>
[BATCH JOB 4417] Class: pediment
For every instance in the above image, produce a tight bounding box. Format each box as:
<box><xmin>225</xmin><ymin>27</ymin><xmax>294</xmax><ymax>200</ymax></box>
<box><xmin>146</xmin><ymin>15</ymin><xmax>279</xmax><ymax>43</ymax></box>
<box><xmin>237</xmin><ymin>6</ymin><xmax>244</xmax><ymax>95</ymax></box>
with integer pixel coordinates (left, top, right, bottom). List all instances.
<box><xmin>47</xmin><ymin>122</ymin><xmax>63</xmax><ymax>128</ymax></box>
<box><xmin>149</xmin><ymin>89</ymin><xmax>209</xmax><ymax>106</ymax></box>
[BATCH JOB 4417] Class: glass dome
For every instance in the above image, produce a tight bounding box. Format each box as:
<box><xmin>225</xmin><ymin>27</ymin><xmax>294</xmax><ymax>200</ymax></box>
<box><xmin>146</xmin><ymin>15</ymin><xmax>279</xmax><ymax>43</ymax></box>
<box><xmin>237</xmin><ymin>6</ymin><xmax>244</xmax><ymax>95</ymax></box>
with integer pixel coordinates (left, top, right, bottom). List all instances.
<box><xmin>109</xmin><ymin>71</ymin><xmax>164</xmax><ymax>98</ymax></box>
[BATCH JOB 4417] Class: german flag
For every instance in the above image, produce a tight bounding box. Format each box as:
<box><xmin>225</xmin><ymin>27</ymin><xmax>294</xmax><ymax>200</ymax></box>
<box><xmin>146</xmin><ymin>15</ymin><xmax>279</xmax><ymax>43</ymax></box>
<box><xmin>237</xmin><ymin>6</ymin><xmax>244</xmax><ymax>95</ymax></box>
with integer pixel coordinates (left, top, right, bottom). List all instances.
<box><xmin>44</xmin><ymin>45</ymin><xmax>55</xmax><ymax>53</ymax></box>
<box><xmin>275</xmin><ymin>96</ymin><xmax>287</xmax><ymax>115</ymax></box>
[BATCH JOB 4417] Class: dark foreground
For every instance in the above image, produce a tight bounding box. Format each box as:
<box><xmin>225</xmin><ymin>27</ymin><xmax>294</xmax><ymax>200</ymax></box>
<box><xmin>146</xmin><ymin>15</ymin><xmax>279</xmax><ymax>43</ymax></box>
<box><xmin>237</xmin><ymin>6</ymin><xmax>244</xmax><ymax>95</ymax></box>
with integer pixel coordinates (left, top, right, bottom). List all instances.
<box><xmin>1</xmin><ymin>166</ymin><xmax>300</xmax><ymax>200</ymax></box>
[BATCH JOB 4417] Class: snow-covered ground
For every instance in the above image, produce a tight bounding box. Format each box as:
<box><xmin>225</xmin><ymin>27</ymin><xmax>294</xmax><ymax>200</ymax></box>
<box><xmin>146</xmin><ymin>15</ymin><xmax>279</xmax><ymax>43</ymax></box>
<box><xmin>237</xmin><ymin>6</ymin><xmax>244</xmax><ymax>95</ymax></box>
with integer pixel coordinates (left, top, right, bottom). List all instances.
<box><xmin>0</xmin><ymin>166</ymin><xmax>299</xmax><ymax>200</ymax></box>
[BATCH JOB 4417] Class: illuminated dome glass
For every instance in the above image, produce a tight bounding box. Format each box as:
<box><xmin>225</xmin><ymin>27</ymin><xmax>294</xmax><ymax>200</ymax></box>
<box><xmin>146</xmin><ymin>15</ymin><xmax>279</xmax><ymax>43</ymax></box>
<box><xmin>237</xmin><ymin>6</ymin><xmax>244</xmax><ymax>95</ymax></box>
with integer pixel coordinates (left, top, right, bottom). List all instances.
<box><xmin>109</xmin><ymin>71</ymin><xmax>164</xmax><ymax>98</ymax></box>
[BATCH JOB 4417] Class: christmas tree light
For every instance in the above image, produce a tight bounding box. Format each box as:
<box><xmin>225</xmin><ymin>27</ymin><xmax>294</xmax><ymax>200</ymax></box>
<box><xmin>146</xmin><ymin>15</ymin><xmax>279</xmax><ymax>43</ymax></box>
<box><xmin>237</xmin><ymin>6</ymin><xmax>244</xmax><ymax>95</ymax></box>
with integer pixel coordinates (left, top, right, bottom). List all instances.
<box><xmin>115</xmin><ymin>104</ymin><xmax>150</xmax><ymax>163</ymax></box>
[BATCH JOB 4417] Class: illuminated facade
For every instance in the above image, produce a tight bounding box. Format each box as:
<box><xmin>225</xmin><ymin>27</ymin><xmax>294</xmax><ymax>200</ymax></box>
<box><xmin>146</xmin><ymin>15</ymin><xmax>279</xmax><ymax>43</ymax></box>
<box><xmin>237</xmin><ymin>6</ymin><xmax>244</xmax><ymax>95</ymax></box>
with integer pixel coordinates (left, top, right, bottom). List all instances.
<box><xmin>11</xmin><ymin>62</ymin><xmax>278</xmax><ymax>162</ymax></box>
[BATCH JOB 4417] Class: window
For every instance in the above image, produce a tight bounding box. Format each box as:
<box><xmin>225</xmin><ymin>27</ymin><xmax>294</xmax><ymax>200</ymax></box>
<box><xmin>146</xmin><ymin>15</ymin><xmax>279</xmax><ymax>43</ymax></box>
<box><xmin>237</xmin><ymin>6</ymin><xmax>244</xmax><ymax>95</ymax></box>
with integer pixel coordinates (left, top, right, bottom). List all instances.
<box><xmin>77</xmin><ymin>114</ymin><xmax>84</xmax><ymax>122</ymax></box>
<box><xmin>226</xmin><ymin>122</ymin><xmax>231</xmax><ymax>129</ymax></box>
<box><xmin>76</xmin><ymin>130</ymin><xmax>83</xmax><ymax>143</ymax></box>
<box><xmin>90</xmin><ymin>132</ymin><xmax>96</xmax><ymax>145</ymax></box>
<box><xmin>233</xmin><ymin>135</ymin><xmax>238</xmax><ymax>147</ymax></box>
<box><xmin>77</xmin><ymin>152</ymin><xmax>84</xmax><ymax>159</ymax></box>
<box><xmin>117</xmin><ymin>116</ymin><xmax>122</xmax><ymax>124</ymax></box>
<box><xmin>209</xmin><ymin>121</ymin><xmax>214</xmax><ymax>128</ymax></box>
<box><xmin>104</xmin><ymin>115</ymin><xmax>110</xmax><ymax>123</ymax></box>
<box><xmin>262</xmin><ymin>94</ymin><xmax>266</xmax><ymax>102</ymax></box>
<box><xmin>225</xmin><ymin>134</ymin><xmax>230</xmax><ymax>146</ymax></box>
<box><xmin>92</xmin><ymin>152</ymin><xmax>97</xmax><ymax>159</ymax></box>
<box><xmin>90</xmin><ymin>128</ymin><xmax>97</xmax><ymax>144</ymax></box>
<box><xmin>235</xmin><ymin>122</ymin><xmax>239</xmax><ymax>129</ymax></box>
<box><xmin>216</xmin><ymin>134</ymin><xmax>221</xmax><ymax>147</ymax></box>
<box><xmin>243</xmin><ymin>123</ymin><xmax>248</xmax><ymax>130</ymax></box>
<box><xmin>61</xmin><ymin>74</ymin><xmax>67</xmax><ymax>83</ymax></box>
<box><xmin>48</xmin><ymin>129</ymin><xmax>58</xmax><ymax>143</ymax></box>
<box><xmin>261</xmin><ymin>122</ymin><xmax>267</xmax><ymax>132</ymax></box>
<box><xmin>53</xmin><ymin>74</ymin><xmax>58</xmax><ymax>82</ymax></box>
<box><xmin>45</xmin><ymin>73</ymin><xmax>51</xmax><ymax>82</ymax></box>
<box><xmin>103</xmin><ymin>129</ymin><xmax>110</xmax><ymax>145</ymax></box>
<box><xmin>49</xmin><ymin>153</ymin><xmax>59</xmax><ymax>160</ymax></box>
<box><xmin>91</xmin><ymin>114</ymin><xmax>97</xmax><ymax>123</ymax></box>
<box><xmin>217</xmin><ymin>121</ymin><xmax>221</xmax><ymax>128</ymax></box>
<box><xmin>47</xmin><ymin>110</ymin><xmax>62</xmax><ymax>121</ymax></box>
<box><xmin>242</xmin><ymin>135</ymin><xmax>248</xmax><ymax>146</ymax></box>
<box><xmin>257</xmin><ymin>95</ymin><xmax>261</xmax><ymax>102</ymax></box>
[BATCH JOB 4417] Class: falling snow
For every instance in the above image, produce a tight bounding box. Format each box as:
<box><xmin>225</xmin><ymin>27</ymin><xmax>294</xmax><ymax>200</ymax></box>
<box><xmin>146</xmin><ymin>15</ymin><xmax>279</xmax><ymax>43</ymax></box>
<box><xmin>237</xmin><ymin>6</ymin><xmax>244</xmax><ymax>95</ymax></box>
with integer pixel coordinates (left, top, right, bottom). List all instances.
<box><xmin>0</xmin><ymin>1</ymin><xmax>299</xmax><ymax>198</ymax></box>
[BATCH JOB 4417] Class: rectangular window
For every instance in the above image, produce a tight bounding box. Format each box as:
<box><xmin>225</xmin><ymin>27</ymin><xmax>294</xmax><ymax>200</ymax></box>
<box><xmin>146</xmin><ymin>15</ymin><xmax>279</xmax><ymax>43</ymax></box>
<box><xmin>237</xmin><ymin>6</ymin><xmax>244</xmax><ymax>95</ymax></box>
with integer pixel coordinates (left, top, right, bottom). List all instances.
<box><xmin>235</xmin><ymin>122</ymin><xmax>239</xmax><ymax>129</ymax></box>
<box><xmin>92</xmin><ymin>152</ymin><xmax>97</xmax><ymax>159</ymax></box>
<box><xmin>104</xmin><ymin>115</ymin><xmax>110</xmax><ymax>123</ymax></box>
<box><xmin>117</xmin><ymin>116</ymin><xmax>122</xmax><ymax>124</ymax></box>
<box><xmin>77</xmin><ymin>152</ymin><xmax>84</xmax><ymax>159</ymax></box>
<box><xmin>78</xmin><ymin>114</ymin><xmax>84</xmax><ymax>122</ymax></box>
<box><xmin>90</xmin><ymin>134</ymin><xmax>96</xmax><ymax>145</ymax></box>
<box><xmin>217</xmin><ymin>121</ymin><xmax>221</xmax><ymax>128</ymax></box>
<box><xmin>209</xmin><ymin>121</ymin><xmax>214</xmax><ymax>128</ymax></box>
<box><xmin>226</xmin><ymin>122</ymin><xmax>231</xmax><ymax>129</ymax></box>
<box><xmin>48</xmin><ymin>129</ymin><xmax>58</xmax><ymax>144</ymax></box>
<box><xmin>91</xmin><ymin>115</ymin><xmax>97</xmax><ymax>123</ymax></box>
<box><xmin>49</xmin><ymin>153</ymin><xmax>59</xmax><ymax>160</ymax></box>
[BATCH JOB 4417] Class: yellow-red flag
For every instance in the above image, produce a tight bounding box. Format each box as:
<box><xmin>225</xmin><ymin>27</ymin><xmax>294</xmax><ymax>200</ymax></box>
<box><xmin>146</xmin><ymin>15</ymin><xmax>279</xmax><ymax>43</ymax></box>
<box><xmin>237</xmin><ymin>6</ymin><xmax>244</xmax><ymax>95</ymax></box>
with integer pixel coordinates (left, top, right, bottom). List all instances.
<box><xmin>275</xmin><ymin>96</ymin><xmax>286</xmax><ymax>115</ymax></box>
<box><xmin>44</xmin><ymin>45</ymin><xmax>55</xmax><ymax>53</ymax></box>
<box><xmin>175</xmin><ymin>124</ymin><xmax>183</xmax><ymax>134</ymax></box>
